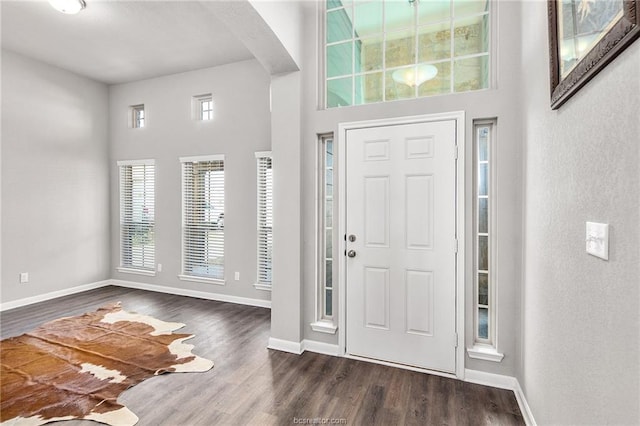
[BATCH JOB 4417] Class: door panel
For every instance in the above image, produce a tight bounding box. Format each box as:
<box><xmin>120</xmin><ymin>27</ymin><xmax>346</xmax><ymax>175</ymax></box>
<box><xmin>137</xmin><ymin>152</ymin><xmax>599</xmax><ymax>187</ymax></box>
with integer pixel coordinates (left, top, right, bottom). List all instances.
<box><xmin>364</xmin><ymin>267</ymin><xmax>390</xmax><ymax>330</ymax></box>
<box><xmin>364</xmin><ymin>177</ymin><xmax>389</xmax><ymax>247</ymax></box>
<box><xmin>405</xmin><ymin>270</ymin><xmax>434</xmax><ymax>336</ymax></box>
<box><xmin>405</xmin><ymin>175</ymin><xmax>433</xmax><ymax>249</ymax></box>
<box><xmin>345</xmin><ymin>120</ymin><xmax>457</xmax><ymax>373</ymax></box>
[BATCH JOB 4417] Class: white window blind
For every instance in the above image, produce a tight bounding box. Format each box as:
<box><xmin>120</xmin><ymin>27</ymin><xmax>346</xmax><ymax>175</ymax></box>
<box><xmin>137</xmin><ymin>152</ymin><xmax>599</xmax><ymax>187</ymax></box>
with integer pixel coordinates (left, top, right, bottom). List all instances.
<box><xmin>256</xmin><ymin>152</ymin><xmax>273</xmax><ymax>287</ymax></box>
<box><xmin>180</xmin><ymin>155</ymin><xmax>225</xmax><ymax>282</ymax></box>
<box><xmin>118</xmin><ymin>160</ymin><xmax>155</xmax><ymax>272</ymax></box>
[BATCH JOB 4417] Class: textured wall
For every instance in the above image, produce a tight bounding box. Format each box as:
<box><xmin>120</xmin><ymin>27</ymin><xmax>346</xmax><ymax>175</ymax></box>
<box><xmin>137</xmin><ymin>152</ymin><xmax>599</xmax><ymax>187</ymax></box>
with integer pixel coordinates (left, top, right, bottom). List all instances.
<box><xmin>109</xmin><ymin>60</ymin><xmax>272</xmax><ymax>302</ymax></box>
<box><xmin>520</xmin><ymin>1</ymin><xmax>640</xmax><ymax>423</ymax></box>
<box><xmin>1</xmin><ymin>50</ymin><xmax>111</xmax><ymax>303</ymax></box>
<box><xmin>270</xmin><ymin>72</ymin><xmax>304</xmax><ymax>343</ymax></box>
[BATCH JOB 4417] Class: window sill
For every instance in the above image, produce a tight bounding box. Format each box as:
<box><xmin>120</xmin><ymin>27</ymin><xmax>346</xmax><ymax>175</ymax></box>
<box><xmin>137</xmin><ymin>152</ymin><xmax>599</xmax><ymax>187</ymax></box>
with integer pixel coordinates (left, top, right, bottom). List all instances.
<box><xmin>254</xmin><ymin>283</ymin><xmax>272</xmax><ymax>292</ymax></box>
<box><xmin>467</xmin><ymin>345</ymin><xmax>504</xmax><ymax>362</ymax></box>
<box><xmin>116</xmin><ymin>267</ymin><xmax>156</xmax><ymax>277</ymax></box>
<box><xmin>178</xmin><ymin>275</ymin><xmax>225</xmax><ymax>286</ymax></box>
<box><xmin>310</xmin><ymin>320</ymin><xmax>337</xmax><ymax>335</ymax></box>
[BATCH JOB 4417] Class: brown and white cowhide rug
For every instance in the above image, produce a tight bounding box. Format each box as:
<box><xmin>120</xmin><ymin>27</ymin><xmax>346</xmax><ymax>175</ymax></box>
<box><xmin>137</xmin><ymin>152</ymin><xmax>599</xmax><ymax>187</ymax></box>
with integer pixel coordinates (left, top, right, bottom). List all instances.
<box><xmin>0</xmin><ymin>303</ymin><xmax>213</xmax><ymax>426</ymax></box>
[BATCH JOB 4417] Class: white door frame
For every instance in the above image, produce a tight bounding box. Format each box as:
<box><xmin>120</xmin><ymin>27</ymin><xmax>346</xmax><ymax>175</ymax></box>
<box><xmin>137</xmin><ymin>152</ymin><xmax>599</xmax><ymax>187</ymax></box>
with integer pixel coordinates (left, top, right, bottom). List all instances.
<box><xmin>337</xmin><ymin>111</ymin><xmax>466</xmax><ymax>379</ymax></box>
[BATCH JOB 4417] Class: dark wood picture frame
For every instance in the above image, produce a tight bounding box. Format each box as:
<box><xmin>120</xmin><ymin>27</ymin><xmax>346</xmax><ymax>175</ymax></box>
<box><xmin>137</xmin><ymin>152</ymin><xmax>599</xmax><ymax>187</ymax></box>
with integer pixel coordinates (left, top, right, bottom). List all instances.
<box><xmin>548</xmin><ymin>0</ymin><xmax>640</xmax><ymax>109</ymax></box>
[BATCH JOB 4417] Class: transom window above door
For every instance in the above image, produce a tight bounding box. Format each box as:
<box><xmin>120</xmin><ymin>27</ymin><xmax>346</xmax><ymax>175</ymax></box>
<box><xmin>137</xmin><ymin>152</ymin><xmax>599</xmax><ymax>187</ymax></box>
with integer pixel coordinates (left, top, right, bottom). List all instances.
<box><xmin>325</xmin><ymin>0</ymin><xmax>491</xmax><ymax>108</ymax></box>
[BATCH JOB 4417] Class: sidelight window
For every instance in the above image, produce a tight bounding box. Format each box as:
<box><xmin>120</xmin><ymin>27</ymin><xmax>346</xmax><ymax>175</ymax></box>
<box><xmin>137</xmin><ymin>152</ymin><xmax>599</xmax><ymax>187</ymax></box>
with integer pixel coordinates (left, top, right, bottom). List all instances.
<box><xmin>468</xmin><ymin>118</ymin><xmax>503</xmax><ymax>362</ymax></box>
<box><xmin>311</xmin><ymin>134</ymin><xmax>337</xmax><ymax>334</ymax></box>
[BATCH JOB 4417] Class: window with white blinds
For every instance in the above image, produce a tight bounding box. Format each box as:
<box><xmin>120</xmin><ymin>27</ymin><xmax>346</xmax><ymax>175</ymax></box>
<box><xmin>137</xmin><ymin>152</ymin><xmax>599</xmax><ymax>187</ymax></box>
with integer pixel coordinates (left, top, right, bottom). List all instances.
<box><xmin>180</xmin><ymin>155</ymin><xmax>225</xmax><ymax>284</ymax></box>
<box><xmin>117</xmin><ymin>159</ymin><xmax>155</xmax><ymax>274</ymax></box>
<box><xmin>255</xmin><ymin>152</ymin><xmax>273</xmax><ymax>289</ymax></box>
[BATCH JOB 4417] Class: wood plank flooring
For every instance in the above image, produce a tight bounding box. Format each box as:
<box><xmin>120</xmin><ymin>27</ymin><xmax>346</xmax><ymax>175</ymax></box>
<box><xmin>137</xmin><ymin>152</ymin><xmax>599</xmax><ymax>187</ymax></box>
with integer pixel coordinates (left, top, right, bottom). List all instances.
<box><xmin>1</xmin><ymin>286</ymin><xmax>525</xmax><ymax>425</ymax></box>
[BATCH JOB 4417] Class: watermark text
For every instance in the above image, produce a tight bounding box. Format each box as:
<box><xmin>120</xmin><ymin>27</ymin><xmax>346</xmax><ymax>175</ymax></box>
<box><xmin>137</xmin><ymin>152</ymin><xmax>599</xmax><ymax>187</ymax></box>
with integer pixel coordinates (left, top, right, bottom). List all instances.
<box><xmin>292</xmin><ymin>417</ymin><xmax>347</xmax><ymax>425</ymax></box>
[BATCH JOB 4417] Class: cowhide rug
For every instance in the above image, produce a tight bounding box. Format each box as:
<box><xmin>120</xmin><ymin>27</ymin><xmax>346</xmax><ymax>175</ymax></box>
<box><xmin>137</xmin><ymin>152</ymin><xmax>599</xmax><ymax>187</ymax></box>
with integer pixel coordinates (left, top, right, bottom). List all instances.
<box><xmin>0</xmin><ymin>303</ymin><xmax>213</xmax><ymax>426</ymax></box>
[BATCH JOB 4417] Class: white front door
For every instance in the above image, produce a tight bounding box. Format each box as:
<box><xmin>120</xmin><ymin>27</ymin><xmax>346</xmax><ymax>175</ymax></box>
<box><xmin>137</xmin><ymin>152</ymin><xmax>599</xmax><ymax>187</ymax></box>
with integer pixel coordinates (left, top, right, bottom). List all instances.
<box><xmin>345</xmin><ymin>119</ymin><xmax>458</xmax><ymax>373</ymax></box>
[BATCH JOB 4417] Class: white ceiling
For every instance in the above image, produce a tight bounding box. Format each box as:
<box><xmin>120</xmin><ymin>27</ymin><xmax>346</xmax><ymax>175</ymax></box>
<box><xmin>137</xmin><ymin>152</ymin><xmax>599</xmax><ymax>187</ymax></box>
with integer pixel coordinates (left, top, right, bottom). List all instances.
<box><xmin>1</xmin><ymin>1</ymin><xmax>256</xmax><ymax>85</ymax></box>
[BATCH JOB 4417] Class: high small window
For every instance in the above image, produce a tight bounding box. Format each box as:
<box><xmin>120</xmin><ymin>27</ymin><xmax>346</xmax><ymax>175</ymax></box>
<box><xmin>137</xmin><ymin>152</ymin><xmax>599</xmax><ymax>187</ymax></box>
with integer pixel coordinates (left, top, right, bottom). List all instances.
<box><xmin>311</xmin><ymin>134</ymin><xmax>337</xmax><ymax>334</ymax></box>
<box><xmin>468</xmin><ymin>118</ymin><xmax>503</xmax><ymax>362</ymax></box>
<box><xmin>255</xmin><ymin>152</ymin><xmax>273</xmax><ymax>290</ymax></box>
<box><xmin>117</xmin><ymin>159</ymin><xmax>155</xmax><ymax>275</ymax></box>
<box><xmin>324</xmin><ymin>0</ymin><xmax>491</xmax><ymax>108</ymax></box>
<box><xmin>131</xmin><ymin>104</ymin><xmax>145</xmax><ymax>128</ymax></box>
<box><xmin>193</xmin><ymin>94</ymin><xmax>213</xmax><ymax>121</ymax></box>
<box><xmin>179</xmin><ymin>155</ymin><xmax>225</xmax><ymax>284</ymax></box>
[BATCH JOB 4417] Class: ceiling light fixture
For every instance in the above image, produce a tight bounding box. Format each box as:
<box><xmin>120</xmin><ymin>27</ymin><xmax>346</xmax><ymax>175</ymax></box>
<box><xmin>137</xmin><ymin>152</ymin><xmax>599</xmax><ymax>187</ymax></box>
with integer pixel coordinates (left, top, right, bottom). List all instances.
<box><xmin>392</xmin><ymin>64</ymin><xmax>438</xmax><ymax>87</ymax></box>
<box><xmin>49</xmin><ymin>0</ymin><xmax>86</xmax><ymax>14</ymax></box>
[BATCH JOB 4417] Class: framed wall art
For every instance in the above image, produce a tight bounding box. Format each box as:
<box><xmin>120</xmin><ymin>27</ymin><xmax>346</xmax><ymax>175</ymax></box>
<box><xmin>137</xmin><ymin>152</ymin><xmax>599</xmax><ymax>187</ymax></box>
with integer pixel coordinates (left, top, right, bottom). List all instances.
<box><xmin>548</xmin><ymin>0</ymin><xmax>640</xmax><ymax>109</ymax></box>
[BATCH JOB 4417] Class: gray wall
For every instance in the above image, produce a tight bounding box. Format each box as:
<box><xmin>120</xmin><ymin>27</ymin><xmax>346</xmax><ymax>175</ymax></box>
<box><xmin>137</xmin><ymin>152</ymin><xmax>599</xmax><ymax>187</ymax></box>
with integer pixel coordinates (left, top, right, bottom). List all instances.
<box><xmin>520</xmin><ymin>1</ymin><xmax>640</xmax><ymax>423</ymax></box>
<box><xmin>109</xmin><ymin>59</ymin><xmax>272</xmax><ymax>302</ymax></box>
<box><xmin>298</xmin><ymin>2</ymin><xmax>524</xmax><ymax>377</ymax></box>
<box><xmin>270</xmin><ymin>72</ymin><xmax>304</xmax><ymax>343</ymax></box>
<box><xmin>1</xmin><ymin>49</ymin><xmax>110</xmax><ymax>303</ymax></box>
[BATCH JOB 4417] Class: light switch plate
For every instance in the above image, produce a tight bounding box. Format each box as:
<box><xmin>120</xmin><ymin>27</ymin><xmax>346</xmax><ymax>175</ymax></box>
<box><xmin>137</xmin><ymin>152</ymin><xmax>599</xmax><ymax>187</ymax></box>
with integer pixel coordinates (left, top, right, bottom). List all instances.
<box><xmin>586</xmin><ymin>222</ymin><xmax>609</xmax><ymax>260</ymax></box>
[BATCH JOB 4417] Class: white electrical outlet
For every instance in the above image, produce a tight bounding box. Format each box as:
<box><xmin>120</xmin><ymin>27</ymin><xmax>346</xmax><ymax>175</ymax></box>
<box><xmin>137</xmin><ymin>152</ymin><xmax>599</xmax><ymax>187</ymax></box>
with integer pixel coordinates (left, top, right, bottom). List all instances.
<box><xmin>157</xmin><ymin>263</ymin><xmax>162</xmax><ymax>272</ymax></box>
<box><xmin>234</xmin><ymin>272</ymin><xmax>240</xmax><ymax>281</ymax></box>
<box><xmin>586</xmin><ymin>222</ymin><xmax>609</xmax><ymax>260</ymax></box>
<box><xmin>20</xmin><ymin>272</ymin><xmax>29</xmax><ymax>283</ymax></box>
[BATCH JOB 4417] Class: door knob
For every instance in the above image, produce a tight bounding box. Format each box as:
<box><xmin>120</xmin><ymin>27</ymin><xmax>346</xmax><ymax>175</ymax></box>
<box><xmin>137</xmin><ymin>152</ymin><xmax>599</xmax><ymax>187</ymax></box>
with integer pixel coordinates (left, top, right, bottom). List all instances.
<box><xmin>347</xmin><ymin>250</ymin><xmax>357</xmax><ymax>258</ymax></box>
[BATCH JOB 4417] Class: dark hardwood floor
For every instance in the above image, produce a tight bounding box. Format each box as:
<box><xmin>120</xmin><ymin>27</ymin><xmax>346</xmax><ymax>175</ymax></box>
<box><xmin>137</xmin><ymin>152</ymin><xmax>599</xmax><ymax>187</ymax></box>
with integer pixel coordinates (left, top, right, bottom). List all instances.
<box><xmin>1</xmin><ymin>286</ymin><xmax>525</xmax><ymax>425</ymax></box>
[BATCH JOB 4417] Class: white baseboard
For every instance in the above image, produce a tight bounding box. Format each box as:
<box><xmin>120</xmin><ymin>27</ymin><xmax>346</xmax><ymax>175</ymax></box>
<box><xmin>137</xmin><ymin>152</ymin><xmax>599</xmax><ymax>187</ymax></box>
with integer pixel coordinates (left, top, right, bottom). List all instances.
<box><xmin>0</xmin><ymin>278</ymin><xmax>271</xmax><ymax>312</ymax></box>
<box><xmin>513</xmin><ymin>378</ymin><xmax>536</xmax><ymax>426</ymax></box>
<box><xmin>464</xmin><ymin>369</ymin><xmax>536</xmax><ymax>426</ymax></box>
<box><xmin>110</xmin><ymin>279</ymin><xmax>271</xmax><ymax>309</ymax></box>
<box><xmin>464</xmin><ymin>368</ymin><xmax>518</xmax><ymax>390</ymax></box>
<box><xmin>267</xmin><ymin>337</ymin><xmax>339</xmax><ymax>357</ymax></box>
<box><xmin>301</xmin><ymin>339</ymin><xmax>340</xmax><ymax>356</ymax></box>
<box><xmin>267</xmin><ymin>337</ymin><xmax>303</xmax><ymax>354</ymax></box>
<box><xmin>0</xmin><ymin>280</ymin><xmax>111</xmax><ymax>312</ymax></box>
